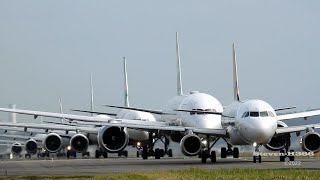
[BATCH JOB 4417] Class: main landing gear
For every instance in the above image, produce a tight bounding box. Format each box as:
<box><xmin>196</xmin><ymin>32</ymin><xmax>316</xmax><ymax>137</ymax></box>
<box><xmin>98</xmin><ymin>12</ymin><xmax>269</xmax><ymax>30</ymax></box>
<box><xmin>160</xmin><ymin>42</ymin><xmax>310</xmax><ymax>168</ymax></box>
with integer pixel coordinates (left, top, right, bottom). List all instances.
<box><xmin>199</xmin><ymin>136</ymin><xmax>220</xmax><ymax>163</ymax></box>
<box><xmin>140</xmin><ymin>132</ymin><xmax>173</xmax><ymax>160</ymax></box>
<box><xmin>220</xmin><ymin>144</ymin><xmax>239</xmax><ymax>159</ymax></box>
<box><xmin>118</xmin><ymin>150</ymin><xmax>128</xmax><ymax>157</ymax></box>
<box><xmin>95</xmin><ymin>149</ymin><xmax>108</xmax><ymax>159</ymax></box>
<box><xmin>280</xmin><ymin>136</ymin><xmax>294</xmax><ymax>162</ymax></box>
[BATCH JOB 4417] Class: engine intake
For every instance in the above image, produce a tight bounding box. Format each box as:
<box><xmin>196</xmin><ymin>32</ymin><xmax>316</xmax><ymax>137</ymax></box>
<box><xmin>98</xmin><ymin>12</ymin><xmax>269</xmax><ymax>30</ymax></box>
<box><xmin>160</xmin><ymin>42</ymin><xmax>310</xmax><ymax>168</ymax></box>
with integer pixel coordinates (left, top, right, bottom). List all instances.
<box><xmin>97</xmin><ymin>126</ymin><xmax>129</xmax><ymax>153</ymax></box>
<box><xmin>11</xmin><ymin>143</ymin><xmax>23</xmax><ymax>155</ymax></box>
<box><xmin>43</xmin><ymin>133</ymin><xmax>62</xmax><ymax>153</ymax></box>
<box><xmin>170</xmin><ymin>131</ymin><xmax>184</xmax><ymax>143</ymax></box>
<box><xmin>180</xmin><ymin>134</ymin><xmax>202</xmax><ymax>156</ymax></box>
<box><xmin>70</xmin><ymin>134</ymin><xmax>89</xmax><ymax>152</ymax></box>
<box><xmin>25</xmin><ymin>139</ymin><xmax>38</xmax><ymax>155</ymax></box>
<box><xmin>264</xmin><ymin>121</ymin><xmax>290</xmax><ymax>151</ymax></box>
<box><xmin>301</xmin><ymin>132</ymin><xmax>320</xmax><ymax>153</ymax></box>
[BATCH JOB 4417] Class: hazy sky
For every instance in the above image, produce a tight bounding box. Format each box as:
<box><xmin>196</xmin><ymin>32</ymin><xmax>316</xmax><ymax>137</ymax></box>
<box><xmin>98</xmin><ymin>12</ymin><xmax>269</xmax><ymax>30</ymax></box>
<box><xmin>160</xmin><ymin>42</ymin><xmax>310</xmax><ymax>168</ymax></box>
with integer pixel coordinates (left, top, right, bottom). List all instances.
<box><xmin>0</xmin><ymin>1</ymin><xmax>320</xmax><ymax>122</ymax></box>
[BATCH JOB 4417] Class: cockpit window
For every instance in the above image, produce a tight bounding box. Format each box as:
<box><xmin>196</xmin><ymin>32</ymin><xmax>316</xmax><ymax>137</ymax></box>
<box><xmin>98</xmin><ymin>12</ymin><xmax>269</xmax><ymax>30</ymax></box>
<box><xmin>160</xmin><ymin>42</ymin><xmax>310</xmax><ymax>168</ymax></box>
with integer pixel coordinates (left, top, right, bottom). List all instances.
<box><xmin>249</xmin><ymin>111</ymin><xmax>259</xmax><ymax>117</ymax></box>
<box><xmin>190</xmin><ymin>108</ymin><xmax>216</xmax><ymax>115</ymax></box>
<box><xmin>267</xmin><ymin>111</ymin><xmax>275</xmax><ymax>117</ymax></box>
<box><xmin>241</xmin><ymin>111</ymin><xmax>249</xmax><ymax>118</ymax></box>
<box><xmin>260</xmin><ymin>111</ymin><xmax>268</xmax><ymax>117</ymax></box>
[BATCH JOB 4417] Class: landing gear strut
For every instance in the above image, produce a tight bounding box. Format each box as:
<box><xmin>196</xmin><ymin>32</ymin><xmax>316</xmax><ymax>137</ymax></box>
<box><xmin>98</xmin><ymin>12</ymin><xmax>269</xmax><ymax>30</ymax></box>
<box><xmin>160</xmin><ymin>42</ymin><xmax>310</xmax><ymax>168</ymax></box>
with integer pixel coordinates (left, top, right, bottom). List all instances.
<box><xmin>199</xmin><ymin>136</ymin><xmax>220</xmax><ymax>163</ymax></box>
<box><xmin>141</xmin><ymin>132</ymin><xmax>173</xmax><ymax>160</ymax></box>
<box><xmin>95</xmin><ymin>149</ymin><xmax>108</xmax><ymax>158</ymax></box>
<box><xmin>280</xmin><ymin>134</ymin><xmax>294</xmax><ymax>162</ymax></box>
<box><xmin>253</xmin><ymin>144</ymin><xmax>262</xmax><ymax>163</ymax></box>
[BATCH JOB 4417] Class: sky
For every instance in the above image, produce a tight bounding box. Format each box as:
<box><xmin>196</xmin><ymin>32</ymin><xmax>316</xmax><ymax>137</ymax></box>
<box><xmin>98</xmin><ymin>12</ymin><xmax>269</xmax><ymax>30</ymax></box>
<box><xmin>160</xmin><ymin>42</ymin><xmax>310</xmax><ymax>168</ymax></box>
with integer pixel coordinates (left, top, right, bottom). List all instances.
<box><xmin>0</xmin><ymin>1</ymin><xmax>320</xmax><ymax>122</ymax></box>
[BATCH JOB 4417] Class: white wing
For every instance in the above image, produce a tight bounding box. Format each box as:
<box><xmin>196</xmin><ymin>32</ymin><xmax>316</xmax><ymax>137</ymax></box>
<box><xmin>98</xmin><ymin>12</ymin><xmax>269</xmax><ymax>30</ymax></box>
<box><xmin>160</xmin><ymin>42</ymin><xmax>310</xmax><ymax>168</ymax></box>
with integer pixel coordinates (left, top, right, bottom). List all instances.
<box><xmin>277</xmin><ymin>109</ymin><xmax>320</xmax><ymax>121</ymax></box>
<box><xmin>276</xmin><ymin>123</ymin><xmax>320</xmax><ymax>134</ymax></box>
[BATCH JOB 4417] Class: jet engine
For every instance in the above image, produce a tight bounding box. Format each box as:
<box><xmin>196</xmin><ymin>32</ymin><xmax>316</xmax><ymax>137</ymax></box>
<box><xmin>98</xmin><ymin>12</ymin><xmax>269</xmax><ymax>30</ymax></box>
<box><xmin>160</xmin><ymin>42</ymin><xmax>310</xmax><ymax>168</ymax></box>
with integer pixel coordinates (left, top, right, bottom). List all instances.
<box><xmin>25</xmin><ymin>139</ymin><xmax>38</xmax><ymax>155</ymax></box>
<box><xmin>70</xmin><ymin>134</ymin><xmax>89</xmax><ymax>152</ymax></box>
<box><xmin>11</xmin><ymin>142</ymin><xmax>23</xmax><ymax>155</ymax></box>
<box><xmin>43</xmin><ymin>133</ymin><xmax>63</xmax><ymax>153</ymax></box>
<box><xmin>264</xmin><ymin>121</ymin><xmax>290</xmax><ymax>151</ymax></box>
<box><xmin>180</xmin><ymin>134</ymin><xmax>202</xmax><ymax>156</ymax></box>
<box><xmin>97</xmin><ymin>126</ymin><xmax>129</xmax><ymax>153</ymax></box>
<box><xmin>301</xmin><ymin>132</ymin><xmax>320</xmax><ymax>153</ymax></box>
<box><xmin>170</xmin><ymin>131</ymin><xmax>184</xmax><ymax>143</ymax></box>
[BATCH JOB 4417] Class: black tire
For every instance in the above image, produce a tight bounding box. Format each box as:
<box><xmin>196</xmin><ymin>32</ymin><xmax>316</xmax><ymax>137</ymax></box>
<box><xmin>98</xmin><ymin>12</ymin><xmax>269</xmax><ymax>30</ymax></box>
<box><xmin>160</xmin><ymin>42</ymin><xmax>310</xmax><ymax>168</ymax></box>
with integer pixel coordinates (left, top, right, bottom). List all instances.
<box><xmin>160</xmin><ymin>149</ymin><xmax>165</xmax><ymax>157</ymax></box>
<box><xmin>73</xmin><ymin>151</ymin><xmax>77</xmax><ymax>158</ymax></box>
<box><xmin>258</xmin><ymin>155</ymin><xmax>262</xmax><ymax>163</ymax></box>
<box><xmin>137</xmin><ymin>151</ymin><xmax>140</xmax><ymax>158</ymax></box>
<box><xmin>67</xmin><ymin>151</ymin><xmax>70</xmax><ymax>158</ymax></box>
<box><xmin>142</xmin><ymin>146</ymin><xmax>148</xmax><ymax>160</ymax></box>
<box><xmin>118</xmin><ymin>152</ymin><xmax>122</xmax><ymax>157</ymax></box>
<box><xmin>201</xmin><ymin>155</ymin><xmax>207</xmax><ymax>163</ymax></box>
<box><xmin>103</xmin><ymin>152</ymin><xmax>108</xmax><ymax>158</ymax></box>
<box><xmin>289</xmin><ymin>150</ymin><xmax>295</xmax><ymax>161</ymax></box>
<box><xmin>168</xmin><ymin>149</ymin><xmax>173</xmax><ymax>157</ymax></box>
<box><xmin>280</xmin><ymin>156</ymin><xmax>285</xmax><ymax>162</ymax></box>
<box><xmin>221</xmin><ymin>147</ymin><xmax>227</xmax><ymax>158</ymax></box>
<box><xmin>124</xmin><ymin>150</ymin><xmax>128</xmax><ymax>157</ymax></box>
<box><xmin>233</xmin><ymin>147</ymin><xmax>239</xmax><ymax>158</ymax></box>
<box><xmin>155</xmin><ymin>148</ymin><xmax>161</xmax><ymax>159</ymax></box>
<box><xmin>253</xmin><ymin>156</ymin><xmax>256</xmax><ymax>163</ymax></box>
<box><xmin>210</xmin><ymin>151</ymin><xmax>216</xmax><ymax>163</ymax></box>
<box><xmin>95</xmin><ymin>150</ymin><xmax>100</xmax><ymax>158</ymax></box>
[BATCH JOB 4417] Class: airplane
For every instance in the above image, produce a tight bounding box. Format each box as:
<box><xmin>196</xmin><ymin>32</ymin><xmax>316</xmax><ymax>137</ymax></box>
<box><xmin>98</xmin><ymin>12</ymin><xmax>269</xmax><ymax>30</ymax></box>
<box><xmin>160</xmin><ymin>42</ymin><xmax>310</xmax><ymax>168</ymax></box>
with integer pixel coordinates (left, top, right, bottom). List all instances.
<box><xmin>0</xmin><ymin>40</ymin><xmax>319</xmax><ymax>163</ymax></box>
<box><xmin>66</xmin><ymin>59</ymin><xmax>171</xmax><ymax>159</ymax></box>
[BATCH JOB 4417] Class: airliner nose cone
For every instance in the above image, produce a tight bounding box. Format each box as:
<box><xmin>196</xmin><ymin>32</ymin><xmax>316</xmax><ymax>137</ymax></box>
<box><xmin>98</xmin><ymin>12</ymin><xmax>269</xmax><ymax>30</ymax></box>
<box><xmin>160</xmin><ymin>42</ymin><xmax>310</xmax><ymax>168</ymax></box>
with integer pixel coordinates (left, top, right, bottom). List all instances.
<box><xmin>240</xmin><ymin>118</ymin><xmax>277</xmax><ymax>144</ymax></box>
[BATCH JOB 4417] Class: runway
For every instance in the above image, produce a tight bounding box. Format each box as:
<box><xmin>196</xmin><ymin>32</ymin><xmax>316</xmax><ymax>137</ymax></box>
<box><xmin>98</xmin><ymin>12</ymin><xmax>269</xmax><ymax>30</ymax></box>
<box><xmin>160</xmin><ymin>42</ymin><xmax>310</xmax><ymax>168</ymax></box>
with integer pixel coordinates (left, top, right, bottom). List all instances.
<box><xmin>0</xmin><ymin>157</ymin><xmax>319</xmax><ymax>176</ymax></box>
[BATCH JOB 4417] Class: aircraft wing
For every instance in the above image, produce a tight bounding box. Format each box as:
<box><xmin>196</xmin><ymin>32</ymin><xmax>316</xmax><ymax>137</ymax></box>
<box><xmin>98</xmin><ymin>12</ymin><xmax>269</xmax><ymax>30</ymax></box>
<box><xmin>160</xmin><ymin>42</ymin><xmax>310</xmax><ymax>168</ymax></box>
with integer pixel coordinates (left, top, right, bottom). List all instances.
<box><xmin>0</xmin><ymin>107</ymin><xmax>169</xmax><ymax>126</ymax></box>
<box><xmin>277</xmin><ymin>109</ymin><xmax>320</xmax><ymax>121</ymax></box>
<box><xmin>103</xmin><ymin>105</ymin><xmax>176</xmax><ymax>115</ymax></box>
<box><xmin>0</xmin><ymin>122</ymin><xmax>98</xmax><ymax>134</ymax></box>
<box><xmin>276</xmin><ymin>123</ymin><xmax>320</xmax><ymax>134</ymax></box>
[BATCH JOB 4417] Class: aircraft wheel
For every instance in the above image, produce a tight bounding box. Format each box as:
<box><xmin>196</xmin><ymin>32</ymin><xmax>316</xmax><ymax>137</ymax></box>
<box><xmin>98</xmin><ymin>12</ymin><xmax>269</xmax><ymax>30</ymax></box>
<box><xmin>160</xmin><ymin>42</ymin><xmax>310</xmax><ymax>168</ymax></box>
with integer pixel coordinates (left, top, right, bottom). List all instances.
<box><xmin>210</xmin><ymin>151</ymin><xmax>216</xmax><ymax>163</ymax></box>
<box><xmin>221</xmin><ymin>147</ymin><xmax>227</xmax><ymax>158</ymax></box>
<box><xmin>168</xmin><ymin>149</ymin><xmax>173</xmax><ymax>157</ymax></box>
<box><xmin>233</xmin><ymin>147</ymin><xmax>239</xmax><ymax>158</ymax></box>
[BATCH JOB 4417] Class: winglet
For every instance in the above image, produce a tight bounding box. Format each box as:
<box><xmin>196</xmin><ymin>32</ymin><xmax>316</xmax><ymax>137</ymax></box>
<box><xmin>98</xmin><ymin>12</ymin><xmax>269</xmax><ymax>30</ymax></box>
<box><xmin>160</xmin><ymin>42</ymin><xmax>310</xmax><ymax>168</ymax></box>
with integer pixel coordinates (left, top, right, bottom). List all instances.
<box><xmin>176</xmin><ymin>32</ymin><xmax>183</xmax><ymax>96</ymax></box>
<box><xmin>123</xmin><ymin>57</ymin><xmax>130</xmax><ymax>107</ymax></box>
<box><xmin>233</xmin><ymin>43</ymin><xmax>240</xmax><ymax>101</ymax></box>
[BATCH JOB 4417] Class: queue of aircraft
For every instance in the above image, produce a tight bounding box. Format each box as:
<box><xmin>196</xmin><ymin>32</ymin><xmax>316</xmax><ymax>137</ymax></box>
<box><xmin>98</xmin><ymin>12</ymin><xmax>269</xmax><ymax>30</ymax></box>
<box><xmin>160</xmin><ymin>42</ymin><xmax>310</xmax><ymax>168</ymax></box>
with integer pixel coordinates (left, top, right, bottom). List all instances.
<box><xmin>0</xmin><ymin>32</ymin><xmax>320</xmax><ymax>163</ymax></box>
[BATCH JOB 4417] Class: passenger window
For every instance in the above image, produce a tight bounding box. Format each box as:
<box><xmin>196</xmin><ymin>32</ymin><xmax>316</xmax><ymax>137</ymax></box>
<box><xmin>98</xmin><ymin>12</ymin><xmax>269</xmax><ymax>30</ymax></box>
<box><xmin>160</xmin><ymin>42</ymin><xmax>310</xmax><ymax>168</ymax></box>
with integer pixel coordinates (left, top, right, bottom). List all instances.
<box><xmin>250</xmin><ymin>111</ymin><xmax>259</xmax><ymax>117</ymax></box>
<box><xmin>260</xmin><ymin>111</ymin><xmax>268</xmax><ymax>117</ymax></box>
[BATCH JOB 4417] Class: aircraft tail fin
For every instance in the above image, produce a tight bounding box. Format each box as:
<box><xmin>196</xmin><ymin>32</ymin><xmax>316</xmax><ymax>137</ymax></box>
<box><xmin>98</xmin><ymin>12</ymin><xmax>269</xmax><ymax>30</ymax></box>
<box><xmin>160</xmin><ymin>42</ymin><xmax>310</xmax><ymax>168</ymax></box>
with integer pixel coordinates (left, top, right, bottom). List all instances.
<box><xmin>123</xmin><ymin>57</ymin><xmax>130</xmax><ymax>107</ymax></box>
<box><xmin>90</xmin><ymin>73</ymin><xmax>94</xmax><ymax>116</ymax></box>
<box><xmin>233</xmin><ymin>43</ymin><xmax>240</xmax><ymax>101</ymax></box>
<box><xmin>176</xmin><ymin>32</ymin><xmax>183</xmax><ymax>96</ymax></box>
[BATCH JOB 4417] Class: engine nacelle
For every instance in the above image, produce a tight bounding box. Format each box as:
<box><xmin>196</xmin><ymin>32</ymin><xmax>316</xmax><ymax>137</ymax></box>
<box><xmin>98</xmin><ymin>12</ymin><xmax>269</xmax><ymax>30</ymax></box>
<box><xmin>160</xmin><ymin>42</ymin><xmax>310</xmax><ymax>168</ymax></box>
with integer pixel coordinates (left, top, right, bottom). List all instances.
<box><xmin>11</xmin><ymin>142</ymin><xmax>23</xmax><ymax>155</ymax></box>
<box><xmin>43</xmin><ymin>133</ymin><xmax>63</xmax><ymax>153</ymax></box>
<box><xmin>180</xmin><ymin>134</ymin><xmax>202</xmax><ymax>156</ymax></box>
<box><xmin>170</xmin><ymin>131</ymin><xmax>184</xmax><ymax>143</ymax></box>
<box><xmin>264</xmin><ymin>121</ymin><xmax>290</xmax><ymax>151</ymax></box>
<box><xmin>70</xmin><ymin>134</ymin><xmax>89</xmax><ymax>152</ymax></box>
<box><xmin>25</xmin><ymin>139</ymin><xmax>38</xmax><ymax>155</ymax></box>
<box><xmin>301</xmin><ymin>132</ymin><xmax>320</xmax><ymax>153</ymax></box>
<box><xmin>97</xmin><ymin>126</ymin><xmax>129</xmax><ymax>153</ymax></box>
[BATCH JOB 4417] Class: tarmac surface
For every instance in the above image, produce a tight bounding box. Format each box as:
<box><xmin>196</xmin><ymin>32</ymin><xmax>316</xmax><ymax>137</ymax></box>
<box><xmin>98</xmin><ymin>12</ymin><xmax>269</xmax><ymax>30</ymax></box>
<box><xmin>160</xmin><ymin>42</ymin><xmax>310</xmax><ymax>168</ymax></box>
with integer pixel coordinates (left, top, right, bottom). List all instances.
<box><xmin>0</xmin><ymin>157</ymin><xmax>319</xmax><ymax>176</ymax></box>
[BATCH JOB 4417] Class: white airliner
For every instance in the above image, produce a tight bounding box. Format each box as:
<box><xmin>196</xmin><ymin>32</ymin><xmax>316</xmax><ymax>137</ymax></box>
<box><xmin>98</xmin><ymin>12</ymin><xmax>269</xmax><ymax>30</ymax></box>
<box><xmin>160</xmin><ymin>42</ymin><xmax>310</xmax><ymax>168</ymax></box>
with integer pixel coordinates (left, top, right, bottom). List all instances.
<box><xmin>0</xmin><ymin>41</ymin><xmax>320</xmax><ymax>163</ymax></box>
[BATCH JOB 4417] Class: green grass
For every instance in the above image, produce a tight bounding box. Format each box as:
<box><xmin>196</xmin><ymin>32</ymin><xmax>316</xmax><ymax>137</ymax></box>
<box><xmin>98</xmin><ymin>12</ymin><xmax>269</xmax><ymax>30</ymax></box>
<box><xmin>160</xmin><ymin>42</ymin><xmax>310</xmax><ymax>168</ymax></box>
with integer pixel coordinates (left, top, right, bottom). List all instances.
<box><xmin>1</xmin><ymin>169</ymin><xmax>320</xmax><ymax>180</ymax></box>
